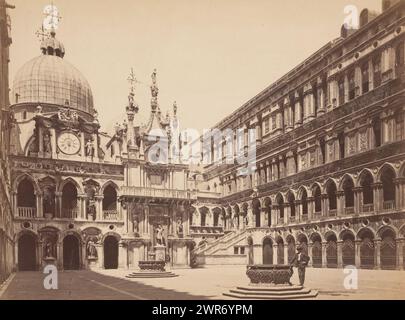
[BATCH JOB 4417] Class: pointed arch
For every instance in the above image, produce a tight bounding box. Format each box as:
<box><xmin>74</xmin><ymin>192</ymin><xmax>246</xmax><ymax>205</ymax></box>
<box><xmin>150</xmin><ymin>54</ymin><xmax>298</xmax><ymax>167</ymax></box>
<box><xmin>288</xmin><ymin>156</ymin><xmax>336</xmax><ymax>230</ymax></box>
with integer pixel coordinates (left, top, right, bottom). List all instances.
<box><xmin>58</xmin><ymin>177</ymin><xmax>83</xmax><ymax>194</ymax></box>
<box><xmin>101</xmin><ymin>180</ymin><xmax>120</xmax><ymax>195</ymax></box>
<box><xmin>324</xmin><ymin>179</ymin><xmax>338</xmax><ymax>212</ymax></box>
<box><xmin>357</xmin><ymin>169</ymin><xmax>375</xmax><ymax>187</ymax></box>
<box><xmin>377</xmin><ymin>163</ymin><xmax>397</xmax><ymax>182</ymax></box>
<box><xmin>311</xmin><ymin>183</ymin><xmax>322</xmax><ymax>214</ymax></box>
<box><xmin>379</xmin><ymin>164</ymin><xmax>396</xmax><ymax>206</ymax></box>
<box><xmin>13</xmin><ymin>173</ymin><xmax>40</xmax><ymax>194</ymax></box>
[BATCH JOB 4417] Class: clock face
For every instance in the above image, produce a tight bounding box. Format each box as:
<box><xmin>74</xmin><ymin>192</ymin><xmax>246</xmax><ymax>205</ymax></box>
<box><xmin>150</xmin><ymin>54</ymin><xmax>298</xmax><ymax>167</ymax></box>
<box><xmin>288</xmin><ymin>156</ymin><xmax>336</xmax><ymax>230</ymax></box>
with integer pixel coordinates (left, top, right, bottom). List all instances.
<box><xmin>58</xmin><ymin>132</ymin><xmax>81</xmax><ymax>155</ymax></box>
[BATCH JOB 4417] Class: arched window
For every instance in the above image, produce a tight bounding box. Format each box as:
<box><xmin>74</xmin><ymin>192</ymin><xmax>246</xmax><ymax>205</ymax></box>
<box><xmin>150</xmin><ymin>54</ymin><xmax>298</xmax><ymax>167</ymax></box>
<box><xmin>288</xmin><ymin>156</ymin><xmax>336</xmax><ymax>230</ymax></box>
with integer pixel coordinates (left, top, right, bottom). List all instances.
<box><xmin>17</xmin><ymin>179</ymin><xmax>36</xmax><ymax>217</ymax></box>
<box><xmin>373</xmin><ymin>55</ymin><xmax>382</xmax><ymax>88</ymax></box>
<box><xmin>62</xmin><ymin>183</ymin><xmax>78</xmax><ymax>219</ymax></box>
<box><xmin>319</xmin><ymin>138</ymin><xmax>326</xmax><ymax>164</ymax></box>
<box><xmin>288</xmin><ymin>193</ymin><xmax>296</xmax><ymax>220</ymax></box>
<box><xmin>252</xmin><ymin>200</ymin><xmax>261</xmax><ymax>228</ymax></box>
<box><xmin>381</xmin><ymin>168</ymin><xmax>396</xmax><ymax>210</ymax></box>
<box><xmin>395</xmin><ymin>41</ymin><xmax>404</xmax><ymax>67</ymax></box>
<box><xmin>361</xmin><ymin>172</ymin><xmax>374</xmax><ymax>206</ymax></box>
<box><xmin>103</xmin><ymin>185</ymin><xmax>117</xmax><ymax>220</ymax></box>
<box><xmin>348</xmin><ymin>70</ymin><xmax>356</xmax><ymax>100</ymax></box>
<box><xmin>301</xmin><ymin>189</ymin><xmax>308</xmax><ymax>216</ymax></box>
<box><xmin>338</xmin><ymin>132</ymin><xmax>345</xmax><ymax>159</ymax></box>
<box><xmin>395</xmin><ymin>110</ymin><xmax>404</xmax><ymax>142</ymax></box>
<box><xmin>372</xmin><ymin>117</ymin><xmax>382</xmax><ymax>147</ymax></box>
<box><xmin>314</xmin><ymin>185</ymin><xmax>322</xmax><ymax>214</ymax></box>
<box><xmin>343</xmin><ymin>177</ymin><xmax>355</xmax><ymax>209</ymax></box>
<box><xmin>276</xmin><ymin>195</ymin><xmax>284</xmax><ymax>221</ymax></box>
<box><xmin>338</xmin><ymin>77</ymin><xmax>345</xmax><ymax>105</ymax></box>
<box><xmin>264</xmin><ymin>198</ymin><xmax>272</xmax><ymax>227</ymax></box>
<box><xmin>327</xmin><ymin>182</ymin><xmax>337</xmax><ymax>211</ymax></box>
<box><xmin>361</xmin><ymin>62</ymin><xmax>370</xmax><ymax>93</ymax></box>
<box><xmin>200</xmin><ymin>207</ymin><xmax>208</xmax><ymax>227</ymax></box>
<box><xmin>212</xmin><ymin>208</ymin><xmax>221</xmax><ymax>227</ymax></box>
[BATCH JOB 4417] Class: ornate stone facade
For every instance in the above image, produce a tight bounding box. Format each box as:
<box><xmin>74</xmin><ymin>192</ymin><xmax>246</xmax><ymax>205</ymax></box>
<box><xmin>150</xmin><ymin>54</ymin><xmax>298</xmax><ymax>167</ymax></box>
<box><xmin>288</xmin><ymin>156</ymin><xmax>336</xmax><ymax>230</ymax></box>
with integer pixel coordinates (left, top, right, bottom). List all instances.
<box><xmin>6</xmin><ymin>0</ymin><xmax>405</xmax><ymax>274</ymax></box>
<box><xmin>195</xmin><ymin>1</ymin><xmax>405</xmax><ymax>271</ymax></box>
<box><xmin>0</xmin><ymin>0</ymin><xmax>14</xmax><ymax>284</ymax></box>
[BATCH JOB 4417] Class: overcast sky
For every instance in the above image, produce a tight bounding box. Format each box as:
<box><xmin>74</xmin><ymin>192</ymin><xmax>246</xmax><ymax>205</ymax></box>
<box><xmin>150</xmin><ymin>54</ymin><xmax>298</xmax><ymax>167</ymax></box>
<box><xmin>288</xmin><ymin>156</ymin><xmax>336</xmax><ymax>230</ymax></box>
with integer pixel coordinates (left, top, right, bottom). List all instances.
<box><xmin>8</xmin><ymin>0</ymin><xmax>381</xmax><ymax>134</ymax></box>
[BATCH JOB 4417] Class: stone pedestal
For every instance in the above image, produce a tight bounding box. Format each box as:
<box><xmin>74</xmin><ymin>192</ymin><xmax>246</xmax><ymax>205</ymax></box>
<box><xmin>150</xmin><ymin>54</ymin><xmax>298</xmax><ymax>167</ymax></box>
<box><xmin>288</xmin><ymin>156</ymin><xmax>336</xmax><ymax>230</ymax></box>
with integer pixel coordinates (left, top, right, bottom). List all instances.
<box><xmin>87</xmin><ymin>257</ymin><xmax>98</xmax><ymax>269</ymax></box>
<box><xmin>155</xmin><ymin>245</ymin><xmax>166</xmax><ymax>262</ymax></box>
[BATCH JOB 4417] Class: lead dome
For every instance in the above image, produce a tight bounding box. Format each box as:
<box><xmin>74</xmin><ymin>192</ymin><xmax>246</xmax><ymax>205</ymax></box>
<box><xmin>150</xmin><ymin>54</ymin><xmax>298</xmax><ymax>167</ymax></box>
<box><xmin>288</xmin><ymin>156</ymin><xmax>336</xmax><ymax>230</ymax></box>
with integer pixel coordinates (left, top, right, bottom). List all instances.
<box><xmin>12</xmin><ymin>31</ymin><xmax>94</xmax><ymax>114</ymax></box>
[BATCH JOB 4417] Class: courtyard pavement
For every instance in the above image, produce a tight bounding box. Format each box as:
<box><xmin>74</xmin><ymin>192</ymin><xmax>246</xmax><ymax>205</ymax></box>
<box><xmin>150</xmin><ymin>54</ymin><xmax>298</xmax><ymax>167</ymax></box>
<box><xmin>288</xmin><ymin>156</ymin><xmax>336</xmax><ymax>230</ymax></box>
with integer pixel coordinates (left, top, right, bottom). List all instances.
<box><xmin>1</xmin><ymin>266</ymin><xmax>404</xmax><ymax>300</ymax></box>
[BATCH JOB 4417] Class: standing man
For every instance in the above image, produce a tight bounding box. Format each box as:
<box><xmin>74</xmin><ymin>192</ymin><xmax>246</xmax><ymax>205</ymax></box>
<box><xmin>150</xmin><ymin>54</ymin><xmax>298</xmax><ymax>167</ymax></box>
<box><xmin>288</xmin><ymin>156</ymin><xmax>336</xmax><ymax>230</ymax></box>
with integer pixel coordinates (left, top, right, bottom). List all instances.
<box><xmin>290</xmin><ymin>245</ymin><xmax>310</xmax><ymax>286</ymax></box>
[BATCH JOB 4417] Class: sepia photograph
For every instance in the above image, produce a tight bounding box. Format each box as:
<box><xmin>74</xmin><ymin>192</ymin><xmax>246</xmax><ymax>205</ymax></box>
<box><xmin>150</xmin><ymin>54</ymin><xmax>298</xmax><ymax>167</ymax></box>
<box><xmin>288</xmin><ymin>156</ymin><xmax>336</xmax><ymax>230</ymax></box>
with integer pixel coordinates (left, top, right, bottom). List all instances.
<box><xmin>0</xmin><ymin>0</ymin><xmax>405</xmax><ymax>310</ymax></box>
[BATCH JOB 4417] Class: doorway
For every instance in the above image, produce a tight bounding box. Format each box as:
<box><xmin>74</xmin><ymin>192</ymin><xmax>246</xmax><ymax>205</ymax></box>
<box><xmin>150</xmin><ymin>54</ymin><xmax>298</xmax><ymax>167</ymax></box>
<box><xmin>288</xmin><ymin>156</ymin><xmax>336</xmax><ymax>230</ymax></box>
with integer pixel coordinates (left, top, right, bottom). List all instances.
<box><xmin>104</xmin><ymin>236</ymin><xmax>119</xmax><ymax>269</ymax></box>
<box><xmin>18</xmin><ymin>234</ymin><xmax>36</xmax><ymax>271</ymax></box>
<box><xmin>63</xmin><ymin>235</ymin><xmax>80</xmax><ymax>270</ymax></box>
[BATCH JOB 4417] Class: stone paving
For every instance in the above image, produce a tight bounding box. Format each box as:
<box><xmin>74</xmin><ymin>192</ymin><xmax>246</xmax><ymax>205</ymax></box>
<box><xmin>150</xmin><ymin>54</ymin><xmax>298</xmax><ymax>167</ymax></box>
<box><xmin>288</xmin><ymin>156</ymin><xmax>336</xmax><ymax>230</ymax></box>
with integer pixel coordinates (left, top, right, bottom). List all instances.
<box><xmin>1</xmin><ymin>266</ymin><xmax>404</xmax><ymax>300</ymax></box>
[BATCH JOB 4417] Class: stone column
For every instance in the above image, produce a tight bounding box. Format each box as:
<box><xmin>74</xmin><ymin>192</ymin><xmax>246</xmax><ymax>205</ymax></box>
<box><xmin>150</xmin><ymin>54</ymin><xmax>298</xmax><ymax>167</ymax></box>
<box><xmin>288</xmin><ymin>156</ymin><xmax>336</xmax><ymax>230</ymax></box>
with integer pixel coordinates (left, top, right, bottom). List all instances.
<box><xmin>321</xmin><ymin>194</ymin><xmax>328</xmax><ymax>217</ymax></box>
<box><xmin>266</xmin><ymin>161</ymin><xmax>271</xmax><ymax>183</ymax></box>
<box><xmin>374</xmin><ymin>239</ymin><xmax>381</xmax><ymax>270</ymax></box>
<box><xmin>283</xmin><ymin>204</ymin><xmax>288</xmax><ymax>225</ymax></box>
<box><xmin>317</xmin><ymin>77</ymin><xmax>326</xmax><ymax>116</ymax></box>
<box><xmin>336</xmin><ymin>191</ymin><xmax>344</xmax><ymax>216</ymax></box>
<box><xmin>279</xmin><ymin>156</ymin><xmax>285</xmax><ymax>179</ymax></box>
<box><xmin>255</xmin><ymin>120</ymin><xmax>262</xmax><ymax>146</ymax></box>
<box><xmin>394</xmin><ymin>179</ymin><xmax>403</xmax><ymax>210</ymax></box>
<box><xmin>50</xmin><ymin>128</ymin><xmax>57</xmax><ymax>159</ymax></box>
<box><xmin>273</xmin><ymin>244</ymin><xmax>278</xmax><ymax>265</ymax></box>
<box><xmin>272</xmin><ymin>159</ymin><xmax>278</xmax><ymax>181</ymax></box>
<box><xmin>284</xmin><ymin>97</ymin><xmax>293</xmax><ymax>132</ymax></box>
<box><xmin>397</xmin><ymin>239</ymin><xmax>404</xmax><ymax>271</ymax></box>
<box><xmin>38</xmin><ymin>127</ymin><xmax>44</xmax><ymax>157</ymax></box>
<box><xmin>284</xmin><ymin>244</ymin><xmax>289</xmax><ymax>265</ymax></box>
<box><xmin>373</xmin><ymin>183</ymin><xmax>383</xmax><ymax>213</ymax></box>
<box><xmin>337</xmin><ymin>241</ymin><xmax>343</xmax><ymax>268</ymax></box>
<box><xmin>355</xmin><ymin>240</ymin><xmax>361</xmax><ymax>268</ymax></box>
<box><xmin>303</xmin><ymin>83</ymin><xmax>315</xmax><ymax>123</ymax></box>
<box><xmin>307</xmin><ymin>243</ymin><xmax>313</xmax><ymax>267</ymax></box>
<box><xmin>272</xmin><ymin>205</ymin><xmax>279</xmax><ymax>225</ymax></box>
<box><xmin>344</xmin><ymin>74</ymin><xmax>349</xmax><ymax>104</ymax></box>
<box><xmin>96</xmin><ymin>196</ymin><xmax>103</xmax><ymax>221</ymax></box>
<box><xmin>55</xmin><ymin>192</ymin><xmax>62</xmax><ymax>218</ymax></box>
<box><xmin>77</xmin><ymin>195</ymin><xmax>85</xmax><ymax>220</ymax></box>
<box><xmin>322</xmin><ymin>242</ymin><xmax>328</xmax><ymax>268</ymax></box>
<box><xmin>368</xmin><ymin>59</ymin><xmax>374</xmax><ymax>91</ymax></box>
<box><xmin>35</xmin><ymin>192</ymin><xmax>43</xmax><ymax>218</ymax></box>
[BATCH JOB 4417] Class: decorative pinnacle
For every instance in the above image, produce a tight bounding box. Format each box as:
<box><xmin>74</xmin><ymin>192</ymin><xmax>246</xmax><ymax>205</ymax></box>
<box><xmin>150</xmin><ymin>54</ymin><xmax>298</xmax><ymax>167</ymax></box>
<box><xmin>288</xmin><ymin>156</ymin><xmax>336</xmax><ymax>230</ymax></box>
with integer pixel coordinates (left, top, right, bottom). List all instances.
<box><xmin>150</xmin><ymin>69</ymin><xmax>159</xmax><ymax>112</ymax></box>
<box><xmin>126</xmin><ymin>68</ymin><xmax>139</xmax><ymax>115</ymax></box>
<box><xmin>173</xmin><ymin>101</ymin><xmax>178</xmax><ymax>116</ymax></box>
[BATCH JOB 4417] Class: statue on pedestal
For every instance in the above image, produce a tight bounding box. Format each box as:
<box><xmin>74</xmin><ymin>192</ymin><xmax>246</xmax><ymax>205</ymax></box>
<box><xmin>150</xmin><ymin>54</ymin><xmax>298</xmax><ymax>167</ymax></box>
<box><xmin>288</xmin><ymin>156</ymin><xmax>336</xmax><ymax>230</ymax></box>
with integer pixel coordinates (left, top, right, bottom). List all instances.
<box><xmin>85</xmin><ymin>139</ymin><xmax>94</xmax><ymax>157</ymax></box>
<box><xmin>44</xmin><ymin>239</ymin><xmax>55</xmax><ymax>259</ymax></box>
<box><xmin>43</xmin><ymin>130</ymin><xmax>52</xmax><ymax>154</ymax></box>
<box><xmin>177</xmin><ymin>219</ymin><xmax>184</xmax><ymax>237</ymax></box>
<box><xmin>86</xmin><ymin>238</ymin><xmax>98</xmax><ymax>258</ymax></box>
<box><xmin>155</xmin><ymin>224</ymin><xmax>166</xmax><ymax>246</ymax></box>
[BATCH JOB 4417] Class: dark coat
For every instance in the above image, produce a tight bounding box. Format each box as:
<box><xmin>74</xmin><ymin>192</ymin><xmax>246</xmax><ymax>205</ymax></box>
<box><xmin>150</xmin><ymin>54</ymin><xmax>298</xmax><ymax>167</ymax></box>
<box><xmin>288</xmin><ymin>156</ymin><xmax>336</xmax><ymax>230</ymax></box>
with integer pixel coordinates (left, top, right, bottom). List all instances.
<box><xmin>290</xmin><ymin>252</ymin><xmax>310</xmax><ymax>268</ymax></box>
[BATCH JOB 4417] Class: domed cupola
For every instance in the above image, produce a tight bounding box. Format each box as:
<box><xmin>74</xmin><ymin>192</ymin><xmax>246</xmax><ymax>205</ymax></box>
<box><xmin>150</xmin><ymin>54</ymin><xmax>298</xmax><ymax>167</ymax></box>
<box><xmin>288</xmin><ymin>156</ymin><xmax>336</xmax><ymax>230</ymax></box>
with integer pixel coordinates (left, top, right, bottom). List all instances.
<box><xmin>11</xmin><ymin>29</ymin><xmax>94</xmax><ymax>115</ymax></box>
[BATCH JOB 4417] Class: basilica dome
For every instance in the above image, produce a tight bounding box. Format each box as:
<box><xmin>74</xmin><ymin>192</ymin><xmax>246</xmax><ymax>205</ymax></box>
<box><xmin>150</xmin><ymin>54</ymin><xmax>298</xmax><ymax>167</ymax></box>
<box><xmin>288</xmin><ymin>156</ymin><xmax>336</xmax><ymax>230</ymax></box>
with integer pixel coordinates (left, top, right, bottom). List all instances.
<box><xmin>12</xmin><ymin>32</ymin><xmax>94</xmax><ymax>115</ymax></box>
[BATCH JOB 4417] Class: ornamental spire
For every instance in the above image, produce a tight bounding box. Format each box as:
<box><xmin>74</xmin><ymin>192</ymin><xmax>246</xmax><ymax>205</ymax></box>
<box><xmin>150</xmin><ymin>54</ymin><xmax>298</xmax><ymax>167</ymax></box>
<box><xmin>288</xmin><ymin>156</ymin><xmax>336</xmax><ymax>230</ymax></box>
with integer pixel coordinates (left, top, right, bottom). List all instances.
<box><xmin>126</xmin><ymin>68</ymin><xmax>139</xmax><ymax>115</ymax></box>
<box><xmin>150</xmin><ymin>68</ymin><xmax>159</xmax><ymax>113</ymax></box>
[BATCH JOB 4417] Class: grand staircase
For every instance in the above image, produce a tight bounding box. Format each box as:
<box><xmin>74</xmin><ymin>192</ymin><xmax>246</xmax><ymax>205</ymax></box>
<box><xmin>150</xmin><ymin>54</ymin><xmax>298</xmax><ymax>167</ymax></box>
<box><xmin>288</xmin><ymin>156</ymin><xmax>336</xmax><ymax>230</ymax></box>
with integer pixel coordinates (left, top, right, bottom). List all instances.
<box><xmin>195</xmin><ymin>229</ymin><xmax>248</xmax><ymax>266</ymax></box>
